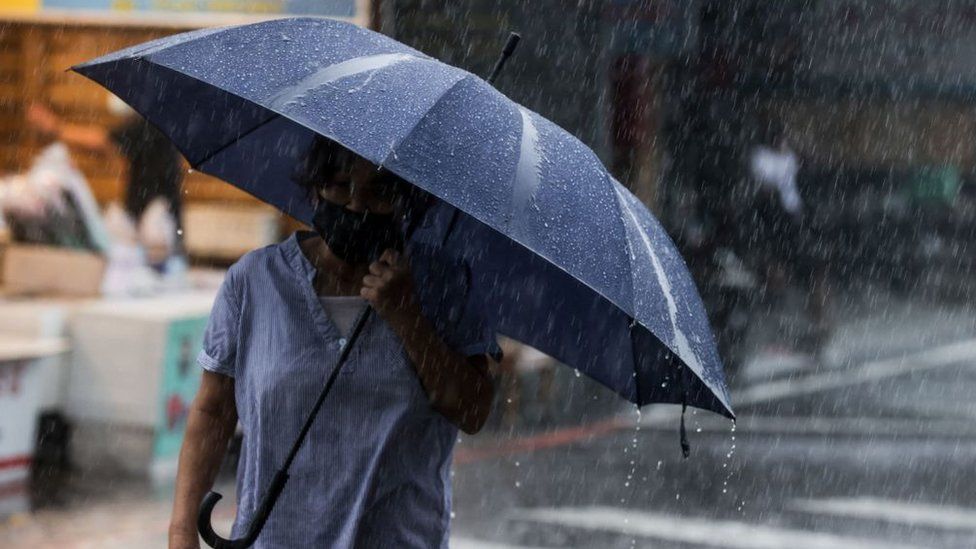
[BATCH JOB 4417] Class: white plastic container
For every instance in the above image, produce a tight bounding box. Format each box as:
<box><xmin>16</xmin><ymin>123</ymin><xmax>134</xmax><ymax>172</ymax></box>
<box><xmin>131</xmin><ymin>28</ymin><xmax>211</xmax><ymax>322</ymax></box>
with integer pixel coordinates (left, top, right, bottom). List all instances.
<box><xmin>0</xmin><ymin>335</ymin><xmax>68</xmax><ymax>516</ymax></box>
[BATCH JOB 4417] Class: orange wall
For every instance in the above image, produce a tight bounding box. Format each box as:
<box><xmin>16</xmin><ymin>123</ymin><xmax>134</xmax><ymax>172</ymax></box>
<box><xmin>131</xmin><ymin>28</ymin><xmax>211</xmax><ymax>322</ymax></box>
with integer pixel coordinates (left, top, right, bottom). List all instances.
<box><xmin>0</xmin><ymin>20</ymin><xmax>259</xmax><ymax>206</ymax></box>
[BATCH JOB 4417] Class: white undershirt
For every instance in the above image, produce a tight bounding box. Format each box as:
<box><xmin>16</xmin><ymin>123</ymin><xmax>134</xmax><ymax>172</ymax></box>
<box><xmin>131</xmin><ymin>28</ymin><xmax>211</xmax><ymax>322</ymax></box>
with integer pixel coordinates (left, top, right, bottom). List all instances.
<box><xmin>319</xmin><ymin>295</ymin><xmax>367</xmax><ymax>338</ymax></box>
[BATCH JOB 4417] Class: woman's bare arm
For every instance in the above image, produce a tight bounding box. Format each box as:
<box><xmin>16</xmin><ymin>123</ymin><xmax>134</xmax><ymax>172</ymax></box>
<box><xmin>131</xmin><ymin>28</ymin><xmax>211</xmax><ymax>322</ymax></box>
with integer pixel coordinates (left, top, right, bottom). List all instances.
<box><xmin>362</xmin><ymin>250</ymin><xmax>496</xmax><ymax>435</ymax></box>
<box><xmin>169</xmin><ymin>370</ymin><xmax>237</xmax><ymax>549</ymax></box>
<box><xmin>388</xmin><ymin>309</ymin><xmax>495</xmax><ymax>435</ymax></box>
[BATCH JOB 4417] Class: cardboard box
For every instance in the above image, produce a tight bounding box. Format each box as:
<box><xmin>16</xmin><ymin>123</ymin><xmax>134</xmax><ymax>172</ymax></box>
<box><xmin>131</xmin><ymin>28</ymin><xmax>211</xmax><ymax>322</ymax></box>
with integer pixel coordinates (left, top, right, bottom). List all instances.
<box><xmin>1</xmin><ymin>245</ymin><xmax>106</xmax><ymax>297</ymax></box>
<box><xmin>184</xmin><ymin>202</ymin><xmax>280</xmax><ymax>261</ymax></box>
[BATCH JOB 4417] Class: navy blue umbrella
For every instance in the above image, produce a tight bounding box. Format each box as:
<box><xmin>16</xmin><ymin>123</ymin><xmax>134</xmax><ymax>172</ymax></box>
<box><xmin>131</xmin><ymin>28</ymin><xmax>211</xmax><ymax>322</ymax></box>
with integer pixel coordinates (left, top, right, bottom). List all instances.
<box><xmin>74</xmin><ymin>17</ymin><xmax>733</xmax><ymax>548</ymax></box>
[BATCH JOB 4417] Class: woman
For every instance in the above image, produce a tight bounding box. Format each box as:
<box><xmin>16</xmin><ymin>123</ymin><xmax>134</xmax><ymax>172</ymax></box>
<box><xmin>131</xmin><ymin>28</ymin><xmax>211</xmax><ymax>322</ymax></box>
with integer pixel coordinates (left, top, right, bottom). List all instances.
<box><xmin>168</xmin><ymin>137</ymin><xmax>499</xmax><ymax>548</ymax></box>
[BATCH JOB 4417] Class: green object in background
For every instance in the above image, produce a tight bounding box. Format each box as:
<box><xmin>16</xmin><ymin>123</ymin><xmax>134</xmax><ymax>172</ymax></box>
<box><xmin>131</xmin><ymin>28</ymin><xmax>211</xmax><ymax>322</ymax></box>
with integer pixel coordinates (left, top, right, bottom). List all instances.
<box><xmin>906</xmin><ymin>165</ymin><xmax>963</xmax><ymax>207</ymax></box>
<box><xmin>154</xmin><ymin>316</ymin><xmax>208</xmax><ymax>461</ymax></box>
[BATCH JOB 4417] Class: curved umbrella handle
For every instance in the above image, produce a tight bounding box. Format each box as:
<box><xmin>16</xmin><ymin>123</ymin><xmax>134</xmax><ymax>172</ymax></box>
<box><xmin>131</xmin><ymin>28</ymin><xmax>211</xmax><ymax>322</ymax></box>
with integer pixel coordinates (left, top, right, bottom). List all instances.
<box><xmin>198</xmin><ymin>470</ymin><xmax>289</xmax><ymax>549</ymax></box>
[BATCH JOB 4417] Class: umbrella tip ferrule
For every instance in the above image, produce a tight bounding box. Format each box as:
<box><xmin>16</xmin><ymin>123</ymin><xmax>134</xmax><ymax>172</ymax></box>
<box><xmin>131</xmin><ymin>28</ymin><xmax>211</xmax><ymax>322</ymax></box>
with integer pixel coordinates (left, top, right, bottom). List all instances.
<box><xmin>486</xmin><ymin>31</ymin><xmax>522</xmax><ymax>85</ymax></box>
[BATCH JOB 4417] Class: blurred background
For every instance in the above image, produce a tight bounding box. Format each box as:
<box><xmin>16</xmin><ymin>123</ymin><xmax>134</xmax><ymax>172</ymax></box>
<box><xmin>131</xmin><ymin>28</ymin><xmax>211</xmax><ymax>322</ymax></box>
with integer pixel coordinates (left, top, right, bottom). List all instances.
<box><xmin>1</xmin><ymin>1</ymin><xmax>975</xmax><ymax>548</ymax></box>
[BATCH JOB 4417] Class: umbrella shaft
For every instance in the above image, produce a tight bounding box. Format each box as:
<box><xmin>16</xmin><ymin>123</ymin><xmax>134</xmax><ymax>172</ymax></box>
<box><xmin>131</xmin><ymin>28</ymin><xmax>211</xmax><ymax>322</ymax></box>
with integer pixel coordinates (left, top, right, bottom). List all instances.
<box><xmin>282</xmin><ymin>306</ymin><xmax>373</xmax><ymax>470</ymax></box>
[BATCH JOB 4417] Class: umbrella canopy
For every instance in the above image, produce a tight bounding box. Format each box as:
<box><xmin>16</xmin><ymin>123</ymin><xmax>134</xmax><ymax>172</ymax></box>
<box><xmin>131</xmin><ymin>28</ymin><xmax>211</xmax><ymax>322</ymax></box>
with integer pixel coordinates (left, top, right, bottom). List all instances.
<box><xmin>74</xmin><ymin>17</ymin><xmax>733</xmax><ymax>419</ymax></box>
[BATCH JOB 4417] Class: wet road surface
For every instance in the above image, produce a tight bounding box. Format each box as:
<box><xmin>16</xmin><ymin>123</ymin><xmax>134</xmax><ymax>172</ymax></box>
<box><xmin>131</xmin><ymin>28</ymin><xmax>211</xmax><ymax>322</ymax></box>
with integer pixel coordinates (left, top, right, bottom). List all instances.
<box><xmin>3</xmin><ymin>292</ymin><xmax>976</xmax><ymax>548</ymax></box>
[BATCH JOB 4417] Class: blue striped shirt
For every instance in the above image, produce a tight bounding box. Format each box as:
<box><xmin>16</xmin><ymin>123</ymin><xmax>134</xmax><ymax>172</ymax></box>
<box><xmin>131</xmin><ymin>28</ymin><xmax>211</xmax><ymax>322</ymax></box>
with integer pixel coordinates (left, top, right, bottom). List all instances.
<box><xmin>198</xmin><ymin>231</ymin><xmax>498</xmax><ymax>548</ymax></box>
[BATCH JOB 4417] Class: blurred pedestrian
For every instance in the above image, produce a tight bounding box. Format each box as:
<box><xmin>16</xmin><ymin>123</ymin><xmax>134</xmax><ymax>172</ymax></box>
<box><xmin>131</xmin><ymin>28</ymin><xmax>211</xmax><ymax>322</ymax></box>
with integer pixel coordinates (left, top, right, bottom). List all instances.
<box><xmin>27</xmin><ymin>96</ymin><xmax>185</xmax><ymax>251</ymax></box>
<box><xmin>742</xmin><ymin>123</ymin><xmax>830</xmax><ymax>357</ymax></box>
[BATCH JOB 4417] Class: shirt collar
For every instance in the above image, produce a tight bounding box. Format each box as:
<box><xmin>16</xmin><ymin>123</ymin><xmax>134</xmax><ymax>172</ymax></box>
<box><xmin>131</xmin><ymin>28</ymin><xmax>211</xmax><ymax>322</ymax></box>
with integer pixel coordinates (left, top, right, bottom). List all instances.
<box><xmin>281</xmin><ymin>230</ymin><xmax>319</xmax><ymax>283</ymax></box>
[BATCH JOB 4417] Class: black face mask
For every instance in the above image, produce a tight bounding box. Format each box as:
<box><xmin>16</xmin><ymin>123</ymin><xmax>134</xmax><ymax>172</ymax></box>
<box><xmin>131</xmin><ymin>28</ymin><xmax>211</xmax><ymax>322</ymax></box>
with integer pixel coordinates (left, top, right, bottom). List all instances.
<box><xmin>312</xmin><ymin>200</ymin><xmax>402</xmax><ymax>265</ymax></box>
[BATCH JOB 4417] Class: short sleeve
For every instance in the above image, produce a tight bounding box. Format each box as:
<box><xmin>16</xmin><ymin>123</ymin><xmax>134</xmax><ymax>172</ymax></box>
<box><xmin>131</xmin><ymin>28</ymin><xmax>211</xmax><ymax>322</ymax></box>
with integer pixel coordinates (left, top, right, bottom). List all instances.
<box><xmin>410</xmin><ymin>245</ymin><xmax>502</xmax><ymax>362</ymax></box>
<box><xmin>198</xmin><ymin>269</ymin><xmax>241</xmax><ymax>377</ymax></box>
<box><xmin>451</xmin><ymin>312</ymin><xmax>503</xmax><ymax>362</ymax></box>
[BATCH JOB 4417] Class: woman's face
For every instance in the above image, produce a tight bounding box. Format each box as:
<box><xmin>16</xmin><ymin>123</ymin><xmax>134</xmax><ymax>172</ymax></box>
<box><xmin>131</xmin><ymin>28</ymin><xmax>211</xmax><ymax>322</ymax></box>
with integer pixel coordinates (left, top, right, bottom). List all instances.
<box><xmin>308</xmin><ymin>155</ymin><xmax>408</xmax><ymax>265</ymax></box>
<box><xmin>317</xmin><ymin>157</ymin><xmax>399</xmax><ymax>214</ymax></box>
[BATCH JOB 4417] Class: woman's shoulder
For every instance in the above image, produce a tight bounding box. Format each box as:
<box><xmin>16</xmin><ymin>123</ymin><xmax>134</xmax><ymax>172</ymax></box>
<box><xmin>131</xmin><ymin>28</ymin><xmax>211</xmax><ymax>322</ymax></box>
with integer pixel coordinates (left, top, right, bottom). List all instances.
<box><xmin>225</xmin><ymin>237</ymin><xmax>296</xmax><ymax>286</ymax></box>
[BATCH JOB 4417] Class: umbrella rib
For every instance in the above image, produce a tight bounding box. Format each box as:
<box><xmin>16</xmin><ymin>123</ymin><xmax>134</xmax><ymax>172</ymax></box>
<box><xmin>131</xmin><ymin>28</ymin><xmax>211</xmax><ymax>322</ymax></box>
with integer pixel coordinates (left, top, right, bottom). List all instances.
<box><xmin>197</xmin><ymin>53</ymin><xmax>432</xmax><ymax>170</ymax></box>
<box><xmin>193</xmin><ymin>112</ymin><xmax>282</xmax><ymax>168</ymax></box>
<box><xmin>506</xmin><ymin>107</ymin><xmax>543</xmax><ymax>238</ymax></box>
<box><xmin>73</xmin><ymin>24</ymin><xmax>233</xmax><ymax>71</ymax></box>
<box><xmin>194</xmin><ymin>67</ymin><xmax>471</xmax><ymax>216</ymax></box>
<box><xmin>610</xmin><ymin>179</ymin><xmax>715</xmax><ymax>399</ymax></box>
<box><xmin>603</xmin><ymin>169</ymin><xmax>640</xmax><ymax>320</ymax></box>
<box><xmin>603</xmin><ymin>169</ymin><xmax>645</xmax><ymax>401</ymax></box>
<box><xmin>378</xmin><ymin>72</ymin><xmax>473</xmax><ymax>168</ymax></box>
<box><xmin>267</xmin><ymin>52</ymin><xmax>423</xmax><ymax>111</ymax></box>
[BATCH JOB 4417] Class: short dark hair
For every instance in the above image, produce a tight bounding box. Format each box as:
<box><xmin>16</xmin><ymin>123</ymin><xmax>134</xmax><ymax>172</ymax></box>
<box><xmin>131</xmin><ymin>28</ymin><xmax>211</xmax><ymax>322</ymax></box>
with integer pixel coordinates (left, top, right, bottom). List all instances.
<box><xmin>291</xmin><ymin>135</ymin><xmax>358</xmax><ymax>201</ymax></box>
<box><xmin>292</xmin><ymin>135</ymin><xmax>420</xmax><ymax>203</ymax></box>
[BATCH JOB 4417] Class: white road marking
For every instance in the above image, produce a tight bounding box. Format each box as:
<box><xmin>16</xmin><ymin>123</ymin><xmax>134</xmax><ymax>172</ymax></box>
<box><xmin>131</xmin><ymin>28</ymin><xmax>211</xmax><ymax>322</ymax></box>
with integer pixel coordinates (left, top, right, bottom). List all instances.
<box><xmin>644</xmin><ymin>414</ymin><xmax>976</xmax><ymax>438</ymax></box>
<box><xmin>734</xmin><ymin>338</ymin><xmax>976</xmax><ymax>407</ymax></box>
<box><xmin>742</xmin><ymin>351</ymin><xmax>814</xmax><ymax>380</ymax></box>
<box><xmin>790</xmin><ymin>497</ymin><xmax>976</xmax><ymax>531</ymax></box>
<box><xmin>629</xmin><ymin>339</ymin><xmax>976</xmax><ymax>433</ymax></box>
<box><xmin>450</xmin><ymin>537</ymin><xmax>544</xmax><ymax>549</ymax></box>
<box><xmin>514</xmin><ymin>506</ymin><xmax>933</xmax><ymax>549</ymax></box>
<box><xmin>632</xmin><ymin>340</ymin><xmax>976</xmax><ymax>430</ymax></box>
<box><xmin>885</xmin><ymin>399</ymin><xmax>976</xmax><ymax>422</ymax></box>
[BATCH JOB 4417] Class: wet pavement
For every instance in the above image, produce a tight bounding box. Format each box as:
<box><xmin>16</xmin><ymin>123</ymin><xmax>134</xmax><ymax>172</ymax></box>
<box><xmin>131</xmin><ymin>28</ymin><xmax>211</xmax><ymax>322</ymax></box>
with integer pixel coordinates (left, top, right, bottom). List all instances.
<box><xmin>3</xmin><ymin>288</ymin><xmax>976</xmax><ymax>548</ymax></box>
<box><xmin>451</xmin><ymin>289</ymin><xmax>976</xmax><ymax>548</ymax></box>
